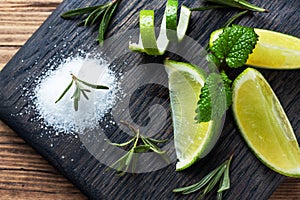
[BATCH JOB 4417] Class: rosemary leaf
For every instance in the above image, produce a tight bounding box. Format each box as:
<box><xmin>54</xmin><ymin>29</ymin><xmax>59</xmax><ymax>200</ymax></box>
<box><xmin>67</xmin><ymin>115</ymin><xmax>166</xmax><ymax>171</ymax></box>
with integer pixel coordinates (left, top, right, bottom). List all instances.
<box><xmin>81</xmin><ymin>89</ymin><xmax>90</xmax><ymax>100</ymax></box>
<box><xmin>110</xmin><ymin>152</ymin><xmax>127</xmax><ymax>170</ymax></box>
<box><xmin>202</xmin><ymin>165</ymin><xmax>226</xmax><ymax>195</ymax></box>
<box><xmin>76</xmin><ymin>77</ymin><xmax>109</xmax><ymax>89</ymax></box>
<box><xmin>190</xmin><ymin>5</ymin><xmax>228</xmax><ymax>11</ymax></box>
<box><xmin>134</xmin><ymin>145</ymin><xmax>151</xmax><ymax>153</ymax></box>
<box><xmin>98</xmin><ymin>0</ymin><xmax>120</xmax><ymax>45</ymax></box>
<box><xmin>90</xmin><ymin>9</ymin><xmax>106</xmax><ymax>25</ymax></box>
<box><xmin>140</xmin><ymin>137</ymin><xmax>161</xmax><ymax>154</ymax></box>
<box><xmin>174</xmin><ymin>155</ymin><xmax>234</xmax><ymax>199</ymax></box>
<box><xmin>147</xmin><ymin>137</ymin><xmax>169</xmax><ymax>144</ymax></box>
<box><xmin>72</xmin><ymin>87</ymin><xmax>81</xmax><ymax>111</ymax></box>
<box><xmin>77</xmin><ymin>20</ymin><xmax>87</xmax><ymax>27</ymax></box>
<box><xmin>73</xmin><ymin>97</ymin><xmax>79</xmax><ymax>111</ymax></box>
<box><xmin>144</xmin><ymin>137</ymin><xmax>169</xmax><ymax>162</ymax></box>
<box><xmin>82</xmin><ymin>89</ymin><xmax>92</xmax><ymax>93</ymax></box>
<box><xmin>218</xmin><ymin>155</ymin><xmax>233</xmax><ymax>192</ymax></box>
<box><xmin>173</xmin><ymin>163</ymin><xmax>225</xmax><ymax>194</ymax></box>
<box><xmin>71</xmin><ymin>85</ymin><xmax>80</xmax><ymax>99</ymax></box>
<box><xmin>84</xmin><ymin>6</ymin><xmax>106</xmax><ymax>26</ymax></box>
<box><xmin>110</xmin><ymin>137</ymin><xmax>136</xmax><ymax>147</ymax></box>
<box><xmin>206</xmin><ymin>0</ymin><xmax>267</xmax><ymax>12</ymax></box>
<box><xmin>55</xmin><ymin>79</ymin><xmax>73</xmax><ymax>103</ymax></box>
<box><xmin>131</xmin><ymin>153</ymin><xmax>138</xmax><ymax>174</ymax></box>
<box><xmin>107</xmin><ymin>120</ymin><xmax>169</xmax><ymax>175</ymax></box>
<box><xmin>125</xmin><ymin>150</ymin><xmax>134</xmax><ymax>166</ymax></box>
<box><xmin>109</xmin><ymin>149</ymin><xmax>134</xmax><ymax>176</ymax></box>
<box><xmin>61</xmin><ymin>5</ymin><xmax>101</xmax><ymax>19</ymax></box>
<box><xmin>150</xmin><ymin>147</ymin><xmax>165</xmax><ymax>154</ymax></box>
<box><xmin>224</xmin><ymin>10</ymin><xmax>248</xmax><ymax>27</ymax></box>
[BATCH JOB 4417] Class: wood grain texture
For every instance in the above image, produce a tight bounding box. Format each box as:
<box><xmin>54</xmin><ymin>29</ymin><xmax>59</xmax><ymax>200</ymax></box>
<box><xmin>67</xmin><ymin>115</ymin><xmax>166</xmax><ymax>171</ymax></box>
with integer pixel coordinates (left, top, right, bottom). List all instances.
<box><xmin>0</xmin><ymin>0</ymin><xmax>299</xmax><ymax>199</ymax></box>
<box><xmin>0</xmin><ymin>121</ymin><xmax>87</xmax><ymax>200</ymax></box>
<box><xmin>0</xmin><ymin>0</ymin><xmax>61</xmax><ymax>69</ymax></box>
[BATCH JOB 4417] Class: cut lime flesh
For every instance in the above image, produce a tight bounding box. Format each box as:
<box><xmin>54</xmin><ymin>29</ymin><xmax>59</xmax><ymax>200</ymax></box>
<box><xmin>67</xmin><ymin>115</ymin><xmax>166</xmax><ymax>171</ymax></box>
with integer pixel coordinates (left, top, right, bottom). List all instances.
<box><xmin>164</xmin><ymin>60</ymin><xmax>221</xmax><ymax>171</ymax></box>
<box><xmin>232</xmin><ymin>68</ymin><xmax>300</xmax><ymax>177</ymax></box>
<box><xmin>210</xmin><ymin>29</ymin><xmax>300</xmax><ymax>69</ymax></box>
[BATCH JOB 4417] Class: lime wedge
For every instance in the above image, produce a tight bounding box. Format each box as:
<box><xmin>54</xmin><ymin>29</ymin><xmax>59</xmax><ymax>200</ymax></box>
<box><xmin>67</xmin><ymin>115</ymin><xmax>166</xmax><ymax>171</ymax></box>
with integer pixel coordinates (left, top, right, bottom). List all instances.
<box><xmin>232</xmin><ymin>68</ymin><xmax>300</xmax><ymax>177</ymax></box>
<box><xmin>210</xmin><ymin>29</ymin><xmax>300</xmax><ymax>69</ymax></box>
<box><xmin>164</xmin><ymin>60</ymin><xmax>221</xmax><ymax>171</ymax></box>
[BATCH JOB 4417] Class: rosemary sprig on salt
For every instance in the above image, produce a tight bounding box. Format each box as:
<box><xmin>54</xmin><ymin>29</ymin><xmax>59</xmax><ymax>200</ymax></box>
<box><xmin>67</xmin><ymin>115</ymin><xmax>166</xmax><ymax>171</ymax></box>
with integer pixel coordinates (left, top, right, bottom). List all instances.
<box><xmin>55</xmin><ymin>73</ymin><xmax>109</xmax><ymax>111</ymax></box>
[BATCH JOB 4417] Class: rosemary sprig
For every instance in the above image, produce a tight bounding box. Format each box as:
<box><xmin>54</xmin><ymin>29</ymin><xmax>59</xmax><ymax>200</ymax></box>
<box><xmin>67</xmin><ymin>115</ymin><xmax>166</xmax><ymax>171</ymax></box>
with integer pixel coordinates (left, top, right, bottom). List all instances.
<box><xmin>173</xmin><ymin>154</ymin><xmax>233</xmax><ymax>200</ymax></box>
<box><xmin>55</xmin><ymin>73</ymin><xmax>109</xmax><ymax>111</ymax></box>
<box><xmin>191</xmin><ymin>0</ymin><xmax>268</xmax><ymax>13</ymax></box>
<box><xmin>208</xmin><ymin>0</ymin><xmax>268</xmax><ymax>12</ymax></box>
<box><xmin>223</xmin><ymin>10</ymin><xmax>248</xmax><ymax>27</ymax></box>
<box><xmin>61</xmin><ymin>0</ymin><xmax>121</xmax><ymax>45</ymax></box>
<box><xmin>108</xmin><ymin>120</ymin><xmax>168</xmax><ymax>176</ymax></box>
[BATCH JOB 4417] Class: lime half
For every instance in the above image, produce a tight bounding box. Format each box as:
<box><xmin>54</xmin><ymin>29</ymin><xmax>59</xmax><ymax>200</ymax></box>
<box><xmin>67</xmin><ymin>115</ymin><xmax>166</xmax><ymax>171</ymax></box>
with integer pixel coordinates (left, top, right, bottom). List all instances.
<box><xmin>232</xmin><ymin>68</ymin><xmax>300</xmax><ymax>177</ymax></box>
<box><xmin>164</xmin><ymin>60</ymin><xmax>222</xmax><ymax>171</ymax></box>
<box><xmin>210</xmin><ymin>28</ymin><xmax>300</xmax><ymax>69</ymax></box>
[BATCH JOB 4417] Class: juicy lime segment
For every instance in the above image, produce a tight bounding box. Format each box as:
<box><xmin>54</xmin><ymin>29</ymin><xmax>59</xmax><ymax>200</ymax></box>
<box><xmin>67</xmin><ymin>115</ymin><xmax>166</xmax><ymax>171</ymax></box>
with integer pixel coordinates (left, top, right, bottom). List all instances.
<box><xmin>232</xmin><ymin>68</ymin><xmax>300</xmax><ymax>177</ymax></box>
<box><xmin>164</xmin><ymin>60</ymin><xmax>221</xmax><ymax>171</ymax></box>
<box><xmin>210</xmin><ymin>29</ymin><xmax>300</xmax><ymax>69</ymax></box>
<box><xmin>247</xmin><ymin>29</ymin><xmax>300</xmax><ymax>69</ymax></box>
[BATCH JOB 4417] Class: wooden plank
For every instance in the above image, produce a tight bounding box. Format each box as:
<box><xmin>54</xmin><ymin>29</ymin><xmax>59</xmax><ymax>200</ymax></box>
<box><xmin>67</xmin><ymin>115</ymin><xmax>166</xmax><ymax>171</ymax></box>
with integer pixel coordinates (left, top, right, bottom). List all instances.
<box><xmin>1</xmin><ymin>191</ymin><xmax>84</xmax><ymax>200</ymax></box>
<box><xmin>0</xmin><ymin>0</ymin><xmax>60</xmax><ymax>68</ymax></box>
<box><xmin>0</xmin><ymin>0</ymin><xmax>299</xmax><ymax>199</ymax></box>
<box><xmin>270</xmin><ymin>179</ymin><xmax>300</xmax><ymax>199</ymax></box>
<box><xmin>0</xmin><ymin>121</ymin><xmax>87</xmax><ymax>199</ymax></box>
<box><xmin>0</xmin><ymin>47</ymin><xmax>19</xmax><ymax>70</ymax></box>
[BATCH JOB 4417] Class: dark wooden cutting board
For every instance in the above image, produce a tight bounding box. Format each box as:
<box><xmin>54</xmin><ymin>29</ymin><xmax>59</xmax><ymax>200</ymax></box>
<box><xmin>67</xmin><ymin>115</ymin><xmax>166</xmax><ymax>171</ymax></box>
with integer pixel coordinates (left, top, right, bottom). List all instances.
<box><xmin>0</xmin><ymin>0</ymin><xmax>299</xmax><ymax>199</ymax></box>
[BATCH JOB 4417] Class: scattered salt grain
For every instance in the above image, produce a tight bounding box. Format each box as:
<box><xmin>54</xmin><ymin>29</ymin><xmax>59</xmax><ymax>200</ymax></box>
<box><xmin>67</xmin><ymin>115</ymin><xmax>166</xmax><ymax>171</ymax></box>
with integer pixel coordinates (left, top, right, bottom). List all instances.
<box><xmin>34</xmin><ymin>55</ymin><xmax>119</xmax><ymax>133</ymax></box>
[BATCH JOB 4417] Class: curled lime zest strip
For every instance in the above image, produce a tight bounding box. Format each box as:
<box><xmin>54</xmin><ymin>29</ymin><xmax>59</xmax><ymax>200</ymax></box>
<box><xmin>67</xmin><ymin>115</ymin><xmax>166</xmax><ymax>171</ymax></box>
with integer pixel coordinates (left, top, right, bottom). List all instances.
<box><xmin>140</xmin><ymin>10</ymin><xmax>160</xmax><ymax>55</ymax></box>
<box><xmin>129</xmin><ymin>0</ymin><xmax>191</xmax><ymax>56</ymax></box>
<box><xmin>165</xmin><ymin>0</ymin><xmax>178</xmax><ymax>42</ymax></box>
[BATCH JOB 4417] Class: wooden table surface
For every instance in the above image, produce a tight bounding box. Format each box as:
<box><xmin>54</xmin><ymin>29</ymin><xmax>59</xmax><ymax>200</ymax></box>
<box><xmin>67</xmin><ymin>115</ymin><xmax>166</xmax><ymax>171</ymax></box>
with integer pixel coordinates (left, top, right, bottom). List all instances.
<box><xmin>0</xmin><ymin>0</ymin><xmax>299</xmax><ymax>199</ymax></box>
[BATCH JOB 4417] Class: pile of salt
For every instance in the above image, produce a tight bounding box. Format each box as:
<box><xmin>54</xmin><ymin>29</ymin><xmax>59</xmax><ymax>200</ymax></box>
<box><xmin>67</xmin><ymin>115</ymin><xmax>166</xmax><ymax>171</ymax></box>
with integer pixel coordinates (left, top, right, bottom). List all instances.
<box><xmin>34</xmin><ymin>56</ymin><xmax>118</xmax><ymax>133</ymax></box>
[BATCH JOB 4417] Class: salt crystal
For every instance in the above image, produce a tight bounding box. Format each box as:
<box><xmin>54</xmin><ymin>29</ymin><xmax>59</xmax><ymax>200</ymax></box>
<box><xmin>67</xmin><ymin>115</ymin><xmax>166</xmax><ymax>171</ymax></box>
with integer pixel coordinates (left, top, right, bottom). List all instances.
<box><xmin>33</xmin><ymin>55</ymin><xmax>118</xmax><ymax>133</ymax></box>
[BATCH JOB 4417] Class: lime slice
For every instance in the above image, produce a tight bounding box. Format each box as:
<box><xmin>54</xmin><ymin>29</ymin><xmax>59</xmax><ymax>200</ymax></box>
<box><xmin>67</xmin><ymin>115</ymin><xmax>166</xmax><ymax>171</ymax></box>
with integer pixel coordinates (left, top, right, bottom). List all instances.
<box><xmin>232</xmin><ymin>68</ymin><xmax>300</xmax><ymax>177</ymax></box>
<box><xmin>210</xmin><ymin>29</ymin><xmax>300</xmax><ymax>69</ymax></box>
<box><xmin>164</xmin><ymin>60</ymin><xmax>221</xmax><ymax>171</ymax></box>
